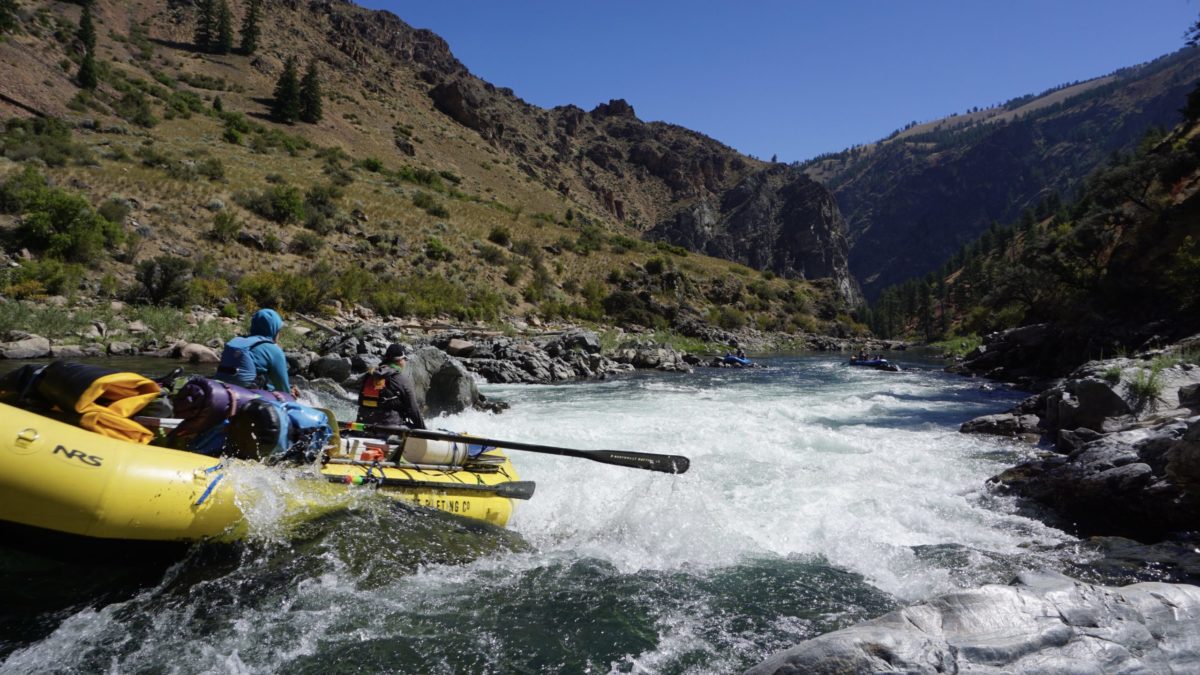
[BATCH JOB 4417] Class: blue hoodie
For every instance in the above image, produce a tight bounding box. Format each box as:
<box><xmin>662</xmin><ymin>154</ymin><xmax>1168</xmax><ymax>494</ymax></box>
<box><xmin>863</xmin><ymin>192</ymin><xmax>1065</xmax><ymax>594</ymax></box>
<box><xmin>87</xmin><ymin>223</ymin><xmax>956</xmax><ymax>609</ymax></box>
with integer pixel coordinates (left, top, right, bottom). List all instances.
<box><xmin>240</xmin><ymin>309</ymin><xmax>290</xmax><ymax>391</ymax></box>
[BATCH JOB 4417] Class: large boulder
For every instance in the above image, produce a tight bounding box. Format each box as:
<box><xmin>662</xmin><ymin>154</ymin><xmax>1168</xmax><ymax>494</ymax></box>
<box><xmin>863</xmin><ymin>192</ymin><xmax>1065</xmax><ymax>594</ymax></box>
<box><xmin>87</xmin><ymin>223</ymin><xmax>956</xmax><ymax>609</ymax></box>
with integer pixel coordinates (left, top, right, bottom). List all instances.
<box><xmin>310</xmin><ymin>355</ymin><xmax>353</xmax><ymax>383</ymax></box>
<box><xmin>179</xmin><ymin>343</ymin><xmax>220</xmax><ymax>364</ymax></box>
<box><xmin>405</xmin><ymin>346</ymin><xmax>478</xmax><ymax>416</ymax></box>
<box><xmin>991</xmin><ymin>418</ymin><xmax>1200</xmax><ymax>540</ymax></box>
<box><xmin>745</xmin><ymin>572</ymin><xmax>1200</xmax><ymax>675</ymax></box>
<box><xmin>960</xmin><ymin>412</ymin><xmax>1040</xmax><ymax>437</ymax></box>
<box><xmin>0</xmin><ymin>334</ymin><xmax>51</xmax><ymax>359</ymax></box>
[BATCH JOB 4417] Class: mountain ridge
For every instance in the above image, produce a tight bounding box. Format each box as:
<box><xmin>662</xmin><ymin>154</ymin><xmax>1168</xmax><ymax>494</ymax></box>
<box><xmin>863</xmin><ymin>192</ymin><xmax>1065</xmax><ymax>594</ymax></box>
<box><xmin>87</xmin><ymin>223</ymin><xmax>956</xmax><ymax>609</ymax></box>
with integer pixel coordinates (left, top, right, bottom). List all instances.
<box><xmin>803</xmin><ymin>47</ymin><xmax>1200</xmax><ymax>300</ymax></box>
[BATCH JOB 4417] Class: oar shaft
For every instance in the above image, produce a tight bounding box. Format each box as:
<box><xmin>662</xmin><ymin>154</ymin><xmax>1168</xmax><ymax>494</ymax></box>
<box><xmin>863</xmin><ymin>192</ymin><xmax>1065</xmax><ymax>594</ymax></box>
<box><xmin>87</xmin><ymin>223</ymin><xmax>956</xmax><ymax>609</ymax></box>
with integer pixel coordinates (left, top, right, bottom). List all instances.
<box><xmin>343</xmin><ymin>423</ymin><xmax>690</xmax><ymax>474</ymax></box>
<box><xmin>325</xmin><ymin>474</ymin><xmax>535</xmax><ymax>500</ymax></box>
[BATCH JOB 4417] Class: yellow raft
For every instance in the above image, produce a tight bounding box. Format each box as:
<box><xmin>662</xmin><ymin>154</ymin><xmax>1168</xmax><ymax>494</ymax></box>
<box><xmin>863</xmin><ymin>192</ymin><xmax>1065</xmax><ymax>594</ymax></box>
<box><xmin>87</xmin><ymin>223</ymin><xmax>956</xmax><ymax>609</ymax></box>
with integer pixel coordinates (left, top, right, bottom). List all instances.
<box><xmin>0</xmin><ymin>402</ymin><xmax>520</xmax><ymax>542</ymax></box>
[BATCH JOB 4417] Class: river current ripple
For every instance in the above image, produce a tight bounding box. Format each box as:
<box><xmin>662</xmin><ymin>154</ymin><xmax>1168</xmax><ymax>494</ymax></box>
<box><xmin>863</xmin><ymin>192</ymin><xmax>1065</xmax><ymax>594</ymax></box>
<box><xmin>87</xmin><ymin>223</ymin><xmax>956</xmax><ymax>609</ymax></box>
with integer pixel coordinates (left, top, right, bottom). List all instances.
<box><xmin>2</xmin><ymin>355</ymin><xmax>1086</xmax><ymax>674</ymax></box>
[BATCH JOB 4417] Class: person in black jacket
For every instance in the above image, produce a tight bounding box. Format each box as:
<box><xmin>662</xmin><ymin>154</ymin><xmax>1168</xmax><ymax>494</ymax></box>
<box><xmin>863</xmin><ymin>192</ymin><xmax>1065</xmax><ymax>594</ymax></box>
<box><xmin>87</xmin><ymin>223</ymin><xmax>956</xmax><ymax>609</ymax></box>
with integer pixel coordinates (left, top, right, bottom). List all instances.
<box><xmin>356</xmin><ymin>343</ymin><xmax>425</xmax><ymax>429</ymax></box>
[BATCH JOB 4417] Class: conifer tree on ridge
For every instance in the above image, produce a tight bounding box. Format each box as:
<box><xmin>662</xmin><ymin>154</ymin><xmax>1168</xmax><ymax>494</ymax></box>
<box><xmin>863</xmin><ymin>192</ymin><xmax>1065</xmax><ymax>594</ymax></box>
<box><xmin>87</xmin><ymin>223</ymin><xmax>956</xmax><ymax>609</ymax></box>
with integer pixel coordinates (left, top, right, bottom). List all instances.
<box><xmin>240</xmin><ymin>0</ymin><xmax>261</xmax><ymax>55</ymax></box>
<box><xmin>271</xmin><ymin>56</ymin><xmax>301</xmax><ymax>124</ymax></box>
<box><xmin>299</xmin><ymin>59</ymin><xmax>323</xmax><ymax>124</ymax></box>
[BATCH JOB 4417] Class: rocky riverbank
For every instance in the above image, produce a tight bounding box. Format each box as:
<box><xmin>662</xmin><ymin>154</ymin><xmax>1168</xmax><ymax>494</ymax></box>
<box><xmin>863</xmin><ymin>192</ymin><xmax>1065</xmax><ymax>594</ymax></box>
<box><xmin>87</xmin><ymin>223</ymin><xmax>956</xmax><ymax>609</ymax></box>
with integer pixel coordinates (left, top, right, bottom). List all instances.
<box><xmin>0</xmin><ymin>308</ymin><xmax>908</xmax><ymax>412</ymax></box>
<box><xmin>745</xmin><ymin>329</ymin><xmax>1200</xmax><ymax>674</ymax></box>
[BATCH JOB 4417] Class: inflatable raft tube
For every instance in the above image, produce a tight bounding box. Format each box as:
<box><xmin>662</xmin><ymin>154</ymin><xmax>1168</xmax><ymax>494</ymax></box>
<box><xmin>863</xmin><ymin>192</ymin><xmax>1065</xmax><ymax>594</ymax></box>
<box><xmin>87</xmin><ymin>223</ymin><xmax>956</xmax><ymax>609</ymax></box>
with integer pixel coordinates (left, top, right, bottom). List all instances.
<box><xmin>0</xmin><ymin>402</ymin><xmax>518</xmax><ymax>542</ymax></box>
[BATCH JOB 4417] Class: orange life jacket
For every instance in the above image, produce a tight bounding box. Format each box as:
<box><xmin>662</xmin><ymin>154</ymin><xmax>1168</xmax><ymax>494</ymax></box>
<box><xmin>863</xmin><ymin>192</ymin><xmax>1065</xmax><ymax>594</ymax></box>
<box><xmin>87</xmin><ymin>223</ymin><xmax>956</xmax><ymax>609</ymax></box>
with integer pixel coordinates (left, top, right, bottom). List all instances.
<box><xmin>359</xmin><ymin>369</ymin><xmax>389</xmax><ymax>408</ymax></box>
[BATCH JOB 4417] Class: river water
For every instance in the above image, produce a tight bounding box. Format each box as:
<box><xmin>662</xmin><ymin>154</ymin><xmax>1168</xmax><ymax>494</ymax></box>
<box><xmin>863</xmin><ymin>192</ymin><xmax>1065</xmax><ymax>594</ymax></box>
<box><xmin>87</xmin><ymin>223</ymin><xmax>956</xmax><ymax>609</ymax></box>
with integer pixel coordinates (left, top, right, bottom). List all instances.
<box><xmin>2</xmin><ymin>355</ymin><xmax>1094</xmax><ymax>673</ymax></box>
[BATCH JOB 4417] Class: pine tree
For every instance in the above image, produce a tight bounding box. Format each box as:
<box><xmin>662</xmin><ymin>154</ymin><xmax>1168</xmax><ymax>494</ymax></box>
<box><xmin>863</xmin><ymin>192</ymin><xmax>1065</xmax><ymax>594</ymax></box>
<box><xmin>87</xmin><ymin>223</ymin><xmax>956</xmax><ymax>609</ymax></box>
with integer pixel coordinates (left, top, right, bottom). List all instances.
<box><xmin>271</xmin><ymin>56</ymin><xmax>301</xmax><ymax>124</ymax></box>
<box><xmin>194</xmin><ymin>0</ymin><xmax>215</xmax><ymax>52</ymax></box>
<box><xmin>299</xmin><ymin>60</ymin><xmax>323</xmax><ymax>123</ymax></box>
<box><xmin>214</xmin><ymin>0</ymin><xmax>233</xmax><ymax>54</ymax></box>
<box><xmin>77</xmin><ymin>1</ymin><xmax>95</xmax><ymax>53</ymax></box>
<box><xmin>240</xmin><ymin>0</ymin><xmax>261</xmax><ymax>55</ymax></box>
<box><xmin>0</xmin><ymin>0</ymin><xmax>17</xmax><ymax>35</ymax></box>
<box><xmin>77</xmin><ymin>50</ymin><xmax>97</xmax><ymax>89</ymax></box>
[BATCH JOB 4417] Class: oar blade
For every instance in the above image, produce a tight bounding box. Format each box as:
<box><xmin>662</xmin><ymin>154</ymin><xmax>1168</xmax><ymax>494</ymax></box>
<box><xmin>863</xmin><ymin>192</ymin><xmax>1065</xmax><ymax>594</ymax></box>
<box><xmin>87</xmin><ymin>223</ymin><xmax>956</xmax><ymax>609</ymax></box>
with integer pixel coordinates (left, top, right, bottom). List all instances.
<box><xmin>593</xmin><ymin>450</ymin><xmax>690</xmax><ymax>474</ymax></box>
<box><xmin>493</xmin><ymin>480</ymin><xmax>537</xmax><ymax>500</ymax></box>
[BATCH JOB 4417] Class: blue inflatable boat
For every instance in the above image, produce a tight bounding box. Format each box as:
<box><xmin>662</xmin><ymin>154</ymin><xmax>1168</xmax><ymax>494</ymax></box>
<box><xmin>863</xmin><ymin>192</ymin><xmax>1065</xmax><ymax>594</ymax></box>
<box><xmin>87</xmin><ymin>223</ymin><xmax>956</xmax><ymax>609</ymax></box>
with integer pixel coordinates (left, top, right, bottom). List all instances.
<box><xmin>848</xmin><ymin>358</ymin><xmax>900</xmax><ymax>372</ymax></box>
<box><xmin>723</xmin><ymin>354</ymin><xmax>753</xmax><ymax>367</ymax></box>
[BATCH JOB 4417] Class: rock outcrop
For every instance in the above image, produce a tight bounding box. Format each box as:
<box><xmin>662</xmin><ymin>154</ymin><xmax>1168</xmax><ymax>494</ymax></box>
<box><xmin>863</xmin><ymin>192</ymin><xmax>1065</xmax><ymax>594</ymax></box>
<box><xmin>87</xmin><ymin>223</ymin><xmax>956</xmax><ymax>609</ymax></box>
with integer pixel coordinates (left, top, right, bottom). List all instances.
<box><xmin>959</xmin><ymin>347</ymin><xmax>1200</xmax><ymax>541</ymax></box>
<box><xmin>746</xmin><ymin>572</ymin><xmax>1200</xmax><ymax>675</ymax></box>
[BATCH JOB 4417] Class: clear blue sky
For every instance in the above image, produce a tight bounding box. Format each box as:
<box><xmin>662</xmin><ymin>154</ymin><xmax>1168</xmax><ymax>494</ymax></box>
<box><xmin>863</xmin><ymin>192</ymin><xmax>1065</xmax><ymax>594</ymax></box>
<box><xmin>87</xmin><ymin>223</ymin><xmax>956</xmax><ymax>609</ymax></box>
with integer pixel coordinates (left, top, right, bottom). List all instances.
<box><xmin>359</xmin><ymin>1</ymin><xmax>1198</xmax><ymax>162</ymax></box>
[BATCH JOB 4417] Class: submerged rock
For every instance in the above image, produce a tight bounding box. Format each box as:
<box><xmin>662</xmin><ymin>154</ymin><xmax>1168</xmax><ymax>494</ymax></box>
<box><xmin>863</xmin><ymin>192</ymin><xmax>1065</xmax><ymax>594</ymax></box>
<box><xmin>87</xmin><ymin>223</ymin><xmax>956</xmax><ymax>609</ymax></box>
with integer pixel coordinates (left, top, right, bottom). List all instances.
<box><xmin>745</xmin><ymin>571</ymin><xmax>1200</xmax><ymax>675</ymax></box>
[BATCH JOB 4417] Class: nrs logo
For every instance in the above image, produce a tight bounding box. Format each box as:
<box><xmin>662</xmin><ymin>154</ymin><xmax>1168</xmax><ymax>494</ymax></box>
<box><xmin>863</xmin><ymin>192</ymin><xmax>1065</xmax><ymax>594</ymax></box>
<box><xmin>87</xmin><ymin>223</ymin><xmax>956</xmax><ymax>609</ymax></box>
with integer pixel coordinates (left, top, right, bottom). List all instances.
<box><xmin>53</xmin><ymin>444</ymin><xmax>103</xmax><ymax>467</ymax></box>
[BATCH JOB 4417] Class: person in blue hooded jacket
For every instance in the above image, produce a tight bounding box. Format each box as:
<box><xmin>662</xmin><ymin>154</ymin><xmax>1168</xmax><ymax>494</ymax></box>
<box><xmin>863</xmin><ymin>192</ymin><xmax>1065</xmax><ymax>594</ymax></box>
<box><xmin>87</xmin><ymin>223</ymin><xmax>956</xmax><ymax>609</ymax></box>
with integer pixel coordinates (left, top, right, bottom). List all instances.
<box><xmin>214</xmin><ymin>308</ymin><xmax>298</xmax><ymax>396</ymax></box>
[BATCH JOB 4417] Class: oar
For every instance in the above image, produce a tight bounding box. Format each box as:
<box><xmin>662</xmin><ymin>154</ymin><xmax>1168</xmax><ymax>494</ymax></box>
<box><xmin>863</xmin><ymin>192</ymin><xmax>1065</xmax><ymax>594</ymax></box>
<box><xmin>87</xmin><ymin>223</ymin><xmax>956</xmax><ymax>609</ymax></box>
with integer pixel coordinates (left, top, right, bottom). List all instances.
<box><xmin>326</xmin><ymin>473</ymin><xmax>536</xmax><ymax>500</ymax></box>
<box><xmin>343</xmin><ymin>423</ymin><xmax>691</xmax><ymax>475</ymax></box>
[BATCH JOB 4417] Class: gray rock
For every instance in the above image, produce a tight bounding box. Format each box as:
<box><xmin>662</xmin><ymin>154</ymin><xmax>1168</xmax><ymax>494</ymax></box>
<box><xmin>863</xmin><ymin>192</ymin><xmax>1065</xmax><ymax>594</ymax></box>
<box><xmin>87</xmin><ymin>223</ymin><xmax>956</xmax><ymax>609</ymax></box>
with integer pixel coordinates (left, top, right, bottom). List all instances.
<box><xmin>745</xmin><ymin>572</ymin><xmax>1200</xmax><ymax>675</ymax></box>
<box><xmin>960</xmin><ymin>412</ymin><xmax>1039</xmax><ymax>437</ymax></box>
<box><xmin>1181</xmin><ymin>383</ymin><xmax>1200</xmax><ymax>410</ymax></box>
<box><xmin>50</xmin><ymin>345</ymin><xmax>88</xmax><ymax>359</ymax></box>
<box><xmin>0</xmin><ymin>335</ymin><xmax>51</xmax><ymax>359</ymax></box>
<box><xmin>405</xmin><ymin>346</ymin><xmax>479</xmax><ymax>416</ymax></box>
<box><xmin>351</xmin><ymin>354</ymin><xmax>381</xmax><ymax>373</ymax></box>
<box><xmin>179</xmin><ymin>343</ymin><xmax>220</xmax><ymax>364</ymax></box>
<box><xmin>1166</xmin><ymin>419</ymin><xmax>1200</xmax><ymax>496</ymax></box>
<box><xmin>446</xmin><ymin>338</ymin><xmax>475</xmax><ymax>357</ymax></box>
<box><xmin>107</xmin><ymin>341</ymin><xmax>136</xmax><ymax>356</ymax></box>
<box><xmin>310</xmin><ymin>355</ymin><xmax>353</xmax><ymax>383</ymax></box>
<box><xmin>286</xmin><ymin>351</ymin><xmax>315</xmax><ymax>376</ymax></box>
<box><xmin>992</xmin><ymin>419</ymin><xmax>1200</xmax><ymax>539</ymax></box>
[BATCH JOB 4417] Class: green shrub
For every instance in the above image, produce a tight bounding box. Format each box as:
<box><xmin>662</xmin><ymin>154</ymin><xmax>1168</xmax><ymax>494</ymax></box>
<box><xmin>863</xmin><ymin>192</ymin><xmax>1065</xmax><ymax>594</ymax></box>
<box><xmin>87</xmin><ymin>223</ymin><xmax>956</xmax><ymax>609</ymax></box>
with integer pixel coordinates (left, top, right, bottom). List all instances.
<box><xmin>710</xmin><ymin>306</ymin><xmax>747</xmax><ymax>330</ymax></box>
<box><xmin>488</xmin><ymin>225</ymin><xmax>511</xmax><ymax>247</ymax></box>
<box><xmin>238</xmin><ymin>185</ymin><xmax>306</xmax><ymax>224</ymax></box>
<box><xmin>425</xmin><ymin>236</ymin><xmax>453</xmax><ymax>261</ymax></box>
<box><xmin>190</xmin><ymin>276</ymin><xmax>231</xmax><ymax>306</ymax></box>
<box><xmin>134</xmin><ymin>255</ymin><xmax>194</xmax><ymax>307</ymax></box>
<box><xmin>291</xmin><ymin>230</ymin><xmax>325</xmax><ymax>255</ymax></box>
<box><xmin>263</xmin><ymin>232</ymin><xmax>284</xmax><ymax>253</ymax></box>
<box><xmin>503</xmin><ymin>260</ymin><xmax>524</xmax><ymax>285</ymax></box>
<box><xmin>1101</xmin><ymin>365</ymin><xmax>1123</xmax><ymax>383</ymax></box>
<box><xmin>602</xmin><ymin>291</ymin><xmax>665</xmax><ymax>328</ymax></box>
<box><xmin>210</xmin><ymin>211</ymin><xmax>241</xmax><ymax>242</ymax></box>
<box><xmin>1129</xmin><ymin>365</ymin><xmax>1164</xmax><ymax>404</ymax></box>
<box><xmin>97</xmin><ymin>199</ymin><xmax>131</xmax><ymax>226</ymax></box>
<box><xmin>2</xmin><ymin>259</ymin><xmax>85</xmax><ymax>297</ymax></box>
<box><xmin>197</xmin><ymin>157</ymin><xmax>225</xmax><ymax>181</ymax></box>
<box><xmin>477</xmin><ymin>243</ymin><xmax>506</xmax><ymax>264</ymax></box>
<box><xmin>304</xmin><ymin>183</ymin><xmax>342</xmax><ymax>219</ymax></box>
<box><xmin>0</xmin><ymin>117</ymin><xmax>93</xmax><ymax>167</ymax></box>
<box><xmin>113</xmin><ymin>90</ymin><xmax>157</xmax><ymax>128</ymax></box>
<box><xmin>356</xmin><ymin>157</ymin><xmax>385</xmax><ymax>172</ymax></box>
<box><xmin>4</xmin><ymin>168</ymin><xmax>123</xmax><ymax>264</ymax></box>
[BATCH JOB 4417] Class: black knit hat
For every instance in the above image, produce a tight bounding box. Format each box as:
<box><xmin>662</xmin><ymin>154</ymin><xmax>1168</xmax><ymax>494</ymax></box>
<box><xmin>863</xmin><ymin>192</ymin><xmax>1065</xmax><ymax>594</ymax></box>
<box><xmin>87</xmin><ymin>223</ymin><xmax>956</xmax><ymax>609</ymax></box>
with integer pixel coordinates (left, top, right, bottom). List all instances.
<box><xmin>384</xmin><ymin>343</ymin><xmax>409</xmax><ymax>361</ymax></box>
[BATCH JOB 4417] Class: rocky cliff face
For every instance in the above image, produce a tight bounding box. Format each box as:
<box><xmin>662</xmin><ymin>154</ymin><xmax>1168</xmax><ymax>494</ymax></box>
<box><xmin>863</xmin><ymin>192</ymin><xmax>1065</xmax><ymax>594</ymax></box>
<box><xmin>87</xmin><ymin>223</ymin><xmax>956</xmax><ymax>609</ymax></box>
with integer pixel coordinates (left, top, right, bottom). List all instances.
<box><xmin>650</xmin><ymin>165</ymin><xmax>858</xmax><ymax>304</ymax></box>
<box><xmin>421</xmin><ymin>73</ymin><xmax>861</xmax><ymax>304</ymax></box>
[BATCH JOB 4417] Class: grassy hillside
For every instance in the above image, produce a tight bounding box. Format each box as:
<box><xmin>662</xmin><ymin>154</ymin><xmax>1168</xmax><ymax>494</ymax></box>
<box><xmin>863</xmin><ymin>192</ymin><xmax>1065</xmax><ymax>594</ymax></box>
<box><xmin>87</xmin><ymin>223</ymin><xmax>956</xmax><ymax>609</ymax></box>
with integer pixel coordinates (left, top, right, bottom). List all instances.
<box><xmin>0</xmin><ymin>0</ymin><xmax>854</xmax><ymax>341</ymax></box>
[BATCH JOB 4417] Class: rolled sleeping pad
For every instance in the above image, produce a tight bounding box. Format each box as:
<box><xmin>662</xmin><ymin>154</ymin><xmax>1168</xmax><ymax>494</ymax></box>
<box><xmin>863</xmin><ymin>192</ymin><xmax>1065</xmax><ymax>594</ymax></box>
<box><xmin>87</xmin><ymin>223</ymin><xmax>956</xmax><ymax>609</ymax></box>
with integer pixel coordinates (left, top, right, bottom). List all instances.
<box><xmin>401</xmin><ymin>436</ymin><xmax>490</xmax><ymax>465</ymax></box>
<box><xmin>170</xmin><ymin>376</ymin><xmax>293</xmax><ymax>439</ymax></box>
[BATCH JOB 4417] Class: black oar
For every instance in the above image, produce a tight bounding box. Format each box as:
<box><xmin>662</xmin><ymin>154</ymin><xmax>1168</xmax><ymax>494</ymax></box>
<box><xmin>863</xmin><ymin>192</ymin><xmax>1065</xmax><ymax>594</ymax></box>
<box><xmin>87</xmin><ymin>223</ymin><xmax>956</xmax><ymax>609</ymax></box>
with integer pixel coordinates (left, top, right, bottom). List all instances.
<box><xmin>326</xmin><ymin>473</ymin><xmax>536</xmax><ymax>500</ymax></box>
<box><xmin>343</xmin><ymin>423</ymin><xmax>690</xmax><ymax>475</ymax></box>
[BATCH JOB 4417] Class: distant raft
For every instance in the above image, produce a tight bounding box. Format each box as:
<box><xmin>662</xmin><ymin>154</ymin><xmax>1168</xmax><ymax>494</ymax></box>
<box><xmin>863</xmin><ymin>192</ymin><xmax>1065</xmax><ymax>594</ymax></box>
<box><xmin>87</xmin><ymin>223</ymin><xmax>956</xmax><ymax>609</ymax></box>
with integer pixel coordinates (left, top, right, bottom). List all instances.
<box><xmin>722</xmin><ymin>353</ymin><xmax>753</xmax><ymax>367</ymax></box>
<box><xmin>848</xmin><ymin>358</ymin><xmax>900</xmax><ymax>372</ymax></box>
